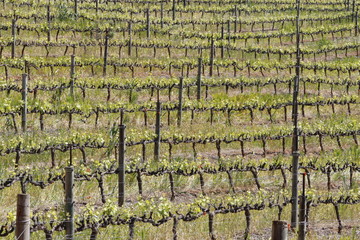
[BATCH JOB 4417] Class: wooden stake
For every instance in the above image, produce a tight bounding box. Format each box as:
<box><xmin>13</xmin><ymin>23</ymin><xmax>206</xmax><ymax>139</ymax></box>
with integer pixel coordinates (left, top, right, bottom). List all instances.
<box><xmin>118</xmin><ymin>125</ymin><xmax>126</xmax><ymax>206</ymax></box>
<box><xmin>16</xmin><ymin>194</ymin><xmax>30</xmax><ymax>240</ymax></box>
<box><xmin>298</xmin><ymin>173</ymin><xmax>307</xmax><ymax>240</ymax></box>
<box><xmin>355</xmin><ymin>11</ymin><xmax>358</xmax><ymax>36</ymax></box>
<box><xmin>291</xmin><ymin>0</ymin><xmax>301</xmax><ymax>230</ymax></box>
<box><xmin>234</xmin><ymin>5</ymin><xmax>238</xmax><ymax>33</ymax></box>
<box><xmin>221</xmin><ymin>24</ymin><xmax>224</xmax><ymax>58</ymax></box>
<box><xmin>47</xmin><ymin>3</ymin><xmax>51</xmax><ymax>41</ymax></box>
<box><xmin>227</xmin><ymin>19</ymin><xmax>231</xmax><ymax>43</ymax></box>
<box><xmin>172</xmin><ymin>0</ymin><xmax>176</xmax><ymax>21</ymax></box>
<box><xmin>160</xmin><ymin>2</ymin><xmax>164</xmax><ymax>28</ymax></box>
<box><xmin>352</xmin><ymin>0</ymin><xmax>356</xmax><ymax>20</ymax></box>
<box><xmin>177</xmin><ymin>77</ymin><xmax>183</xmax><ymax>126</ymax></box>
<box><xmin>74</xmin><ymin>0</ymin><xmax>78</xmax><ymax>18</ymax></box>
<box><xmin>209</xmin><ymin>38</ymin><xmax>214</xmax><ymax>77</ymax></box>
<box><xmin>197</xmin><ymin>58</ymin><xmax>202</xmax><ymax>100</ymax></box>
<box><xmin>11</xmin><ymin>18</ymin><xmax>16</xmax><ymax>58</ymax></box>
<box><xmin>146</xmin><ymin>8</ymin><xmax>150</xmax><ymax>39</ymax></box>
<box><xmin>70</xmin><ymin>55</ymin><xmax>75</xmax><ymax>98</ymax></box>
<box><xmin>271</xmin><ymin>221</ymin><xmax>288</xmax><ymax>240</ymax></box>
<box><xmin>65</xmin><ymin>166</ymin><xmax>74</xmax><ymax>240</ymax></box>
<box><xmin>103</xmin><ymin>30</ymin><xmax>109</xmax><ymax>77</ymax></box>
<box><xmin>21</xmin><ymin>74</ymin><xmax>28</xmax><ymax>132</ymax></box>
<box><xmin>128</xmin><ymin>21</ymin><xmax>132</xmax><ymax>56</ymax></box>
<box><xmin>154</xmin><ymin>101</ymin><xmax>161</xmax><ymax>161</ymax></box>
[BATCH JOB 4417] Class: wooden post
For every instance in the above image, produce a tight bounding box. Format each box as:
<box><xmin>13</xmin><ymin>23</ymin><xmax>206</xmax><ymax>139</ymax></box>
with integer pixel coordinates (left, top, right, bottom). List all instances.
<box><xmin>118</xmin><ymin>125</ymin><xmax>126</xmax><ymax>207</ymax></box>
<box><xmin>355</xmin><ymin>11</ymin><xmax>358</xmax><ymax>37</ymax></box>
<box><xmin>74</xmin><ymin>0</ymin><xmax>78</xmax><ymax>17</ymax></box>
<box><xmin>197</xmin><ymin>57</ymin><xmax>202</xmax><ymax>100</ymax></box>
<box><xmin>234</xmin><ymin>5</ymin><xmax>238</xmax><ymax>33</ymax></box>
<box><xmin>291</xmin><ymin>0</ymin><xmax>301</xmax><ymax>230</ymax></box>
<box><xmin>177</xmin><ymin>77</ymin><xmax>183</xmax><ymax>127</ymax></box>
<box><xmin>298</xmin><ymin>173</ymin><xmax>306</xmax><ymax>240</ymax></box>
<box><xmin>120</xmin><ymin>109</ymin><xmax>124</xmax><ymax>125</ymax></box>
<box><xmin>103</xmin><ymin>30</ymin><xmax>109</xmax><ymax>77</ymax></box>
<box><xmin>227</xmin><ymin>19</ymin><xmax>231</xmax><ymax>43</ymax></box>
<box><xmin>95</xmin><ymin>0</ymin><xmax>99</xmax><ymax>14</ymax></box>
<box><xmin>146</xmin><ymin>8</ymin><xmax>150</xmax><ymax>39</ymax></box>
<box><xmin>16</xmin><ymin>194</ymin><xmax>30</xmax><ymax>240</ymax></box>
<box><xmin>11</xmin><ymin>18</ymin><xmax>16</xmax><ymax>58</ymax></box>
<box><xmin>172</xmin><ymin>0</ymin><xmax>176</xmax><ymax>21</ymax></box>
<box><xmin>70</xmin><ymin>55</ymin><xmax>75</xmax><ymax>98</ymax></box>
<box><xmin>160</xmin><ymin>2</ymin><xmax>164</xmax><ymax>28</ymax></box>
<box><xmin>21</xmin><ymin>74</ymin><xmax>28</xmax><ymax>132</ymax></box>
<box><xmin>221</xmin><ymin>24</ymin><xmax>224</xmax><ymax>58</ymax></box>
<box><xmin>65</xmin><ymin>166</ymin><xmax>74</xmax><ymax>240</ymax></box>
<box><xmin>69</xmin><ymin>145</ymin><xmax>73</xmax><ymax>165</ymax></box>
<box><xmin>154</xmin><ymin>101</ymin><xmax>161</xmax><ymax>161</ymax></box>
<box><xmin>271</xmin><ymin>221</ymin><xmax>288</xmax><ymax>240</ymax></box>
<box><xmin>352</xmin><ymin>0</ymin><xmax>356</xmax><ymax>20</ymax></box>
<box><xmin>47</xmin><ymin>3</ymin><xmax>51</xmax><ymax>41</ymax></box>
<box><xmin>24</xmin><ymin>60</ymin><xmax>30</xmax><ymax>81</ymax></box>
<box><xmin>209</xmin><ymin>38</ymin><xmax>214</xmax><ymax>77</ymax></box>
<box><xmin>128</xmin><ymin>21</ymin><xmax>132</xmax><ymax>56</ymax></box>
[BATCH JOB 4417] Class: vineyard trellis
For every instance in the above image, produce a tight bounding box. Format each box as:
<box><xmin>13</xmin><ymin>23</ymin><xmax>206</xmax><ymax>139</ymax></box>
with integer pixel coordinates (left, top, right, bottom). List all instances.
<box><xmin>0</xmin><ymin>0</ymin><xmax>360</xmax><ymax>239</ymax></box>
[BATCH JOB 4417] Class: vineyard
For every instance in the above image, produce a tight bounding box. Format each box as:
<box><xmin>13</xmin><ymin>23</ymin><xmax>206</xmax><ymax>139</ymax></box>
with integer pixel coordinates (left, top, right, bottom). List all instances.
<box><xmin>0</xmin><ymin>0</ymin><xmax>360</xmax><ymax>239</ymax></box>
